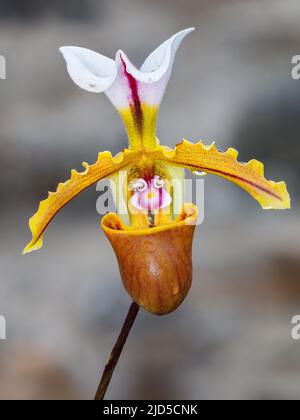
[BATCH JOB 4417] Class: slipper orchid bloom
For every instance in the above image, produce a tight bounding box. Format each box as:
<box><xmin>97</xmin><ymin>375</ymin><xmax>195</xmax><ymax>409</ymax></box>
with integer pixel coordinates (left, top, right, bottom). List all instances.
<box><xmin>23</xmin><ymin>29</ymin><xmax>290</xmax><ymax>315</ymax></box>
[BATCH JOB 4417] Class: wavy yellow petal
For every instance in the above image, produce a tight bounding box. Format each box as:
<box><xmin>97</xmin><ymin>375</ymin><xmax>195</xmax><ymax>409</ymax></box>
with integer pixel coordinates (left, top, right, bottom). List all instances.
<box><xmin>23</xmin><ymin>149</ymin><xmax>141</xmax><ymax>254</ymax></box>
<box><xmin>147</xmin><ymin>140</ymin><xmax>291</xmax><ymax>210</ymax></box>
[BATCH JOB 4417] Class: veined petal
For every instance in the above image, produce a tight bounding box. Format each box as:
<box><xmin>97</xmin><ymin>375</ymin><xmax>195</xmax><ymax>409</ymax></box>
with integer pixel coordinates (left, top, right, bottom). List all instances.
<box><xmin>60</xmin><ymin>29</ymin><xmax>194</xmax><ymax>150</ymax></box>
<box><xmin>108</xmin><ymin>29</ymin><xmax>194</xmax><ymax>149</ymax></box>
<box><xmin>23</xmin><ymin>149</ymin><xmax>141</xmax><ymax>255</ymax></box>
<box><xmin>144</xmin><ymin>141</ymin><xmax>291</xmax><ymax>210</ymax></box>
<box><xmin>109</xmin><ymin>28</ymin><xmax>195</xmax><ymax>105</ymax></box>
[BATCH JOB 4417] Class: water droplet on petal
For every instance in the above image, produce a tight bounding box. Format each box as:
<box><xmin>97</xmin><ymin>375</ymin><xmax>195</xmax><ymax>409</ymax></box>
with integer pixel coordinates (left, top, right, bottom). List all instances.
<box><xmin>193</xmin><ymin>171</ymin><xmax>207</xmax><ymax>176</ymax></box>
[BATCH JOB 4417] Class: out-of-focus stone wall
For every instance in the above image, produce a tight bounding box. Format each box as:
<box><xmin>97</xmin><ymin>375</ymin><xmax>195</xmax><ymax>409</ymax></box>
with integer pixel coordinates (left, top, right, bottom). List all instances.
<box><xmin>0</xmin><ymin>0</ymin><xmax>99</xmax><ymax>20</ymax></box>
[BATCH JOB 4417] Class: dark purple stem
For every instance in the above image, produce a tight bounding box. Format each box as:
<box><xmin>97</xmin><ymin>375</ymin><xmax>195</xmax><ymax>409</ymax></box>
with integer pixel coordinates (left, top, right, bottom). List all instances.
<box><xmin>94</xmin><ymin>302</ymin><xmax>140</xmax><ymax>400</ymax></box>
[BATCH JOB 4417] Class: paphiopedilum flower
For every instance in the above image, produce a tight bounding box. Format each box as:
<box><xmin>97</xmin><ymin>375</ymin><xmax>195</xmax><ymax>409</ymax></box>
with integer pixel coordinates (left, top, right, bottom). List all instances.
<box><xmin>23</xmin><ymin>29</ymin><xmax>290</xmax><ymax>315</ymax></box>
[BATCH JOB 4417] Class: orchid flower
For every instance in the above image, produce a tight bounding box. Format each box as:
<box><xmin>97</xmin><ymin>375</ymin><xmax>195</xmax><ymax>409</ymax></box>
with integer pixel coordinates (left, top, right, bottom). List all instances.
<box><xmin>23</xmin><ymin>28</ymin><xmax>290</xmax><ymax>316</ymax></box>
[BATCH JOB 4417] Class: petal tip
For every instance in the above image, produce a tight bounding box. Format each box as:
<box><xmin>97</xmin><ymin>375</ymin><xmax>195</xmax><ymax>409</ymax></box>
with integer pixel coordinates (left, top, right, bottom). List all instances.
<box><xmin>22</xmin><ymin>246</ymin><xmax>31</xmax><ymax>256</ymax></box>
<box><xmin>181</xmin><ymin>27</ymin><xmax>195</xmax><ymax>35</ymax></box>
<box><xmin>59</xmin><ymin>46</ymin><xmax>76</xmax><ymax>59</ymax></box>
<box><xmin>22</xmin><ymin>236</ymin><xmax>44</xmax><ymax>255</ymax></box>
<box><xmin>59</xmin><ymin>46</ymin><xmax>67</xmax><ymax>54</ymax></box>
<box><xmin>115</xmin><ymin>49</ymin><xmax>122</xmax><ymax>61</ymax></box>
<box><xmin>115</xmin><ymin>49</ymin><xmax>131</xmax><ymax>67</ymax></box>
<box><xmin>157</xmin><ymin>140</ymin><xmax>291</xmax><ymax>212</ymax></box>
<box><xmin>260</xmin><ymin>180</ymin><xmax>291</xmax><ymax>210</ymax></box>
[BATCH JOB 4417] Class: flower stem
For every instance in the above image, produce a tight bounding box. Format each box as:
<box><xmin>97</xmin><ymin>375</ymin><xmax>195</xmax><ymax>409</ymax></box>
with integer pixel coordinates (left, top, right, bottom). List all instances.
<box><xmin>94</xmin><ymin>301</ymin><xmax>140</xmax><ymax>400</ymax></box>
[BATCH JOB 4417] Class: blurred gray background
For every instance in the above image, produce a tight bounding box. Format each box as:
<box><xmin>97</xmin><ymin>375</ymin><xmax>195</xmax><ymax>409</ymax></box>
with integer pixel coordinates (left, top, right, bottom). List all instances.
<box><xmin>0</xmin><ymin>0</ymin><xmax>300</xmax><ymax>400</ymax></box>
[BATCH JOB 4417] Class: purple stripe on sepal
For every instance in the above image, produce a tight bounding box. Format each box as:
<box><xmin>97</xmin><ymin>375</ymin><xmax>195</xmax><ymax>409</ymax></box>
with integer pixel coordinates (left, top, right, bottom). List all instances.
<box><xmin>120</xmin><ymin>54</ymin><xmax>144</xmax><ymax>138</ymax></box>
